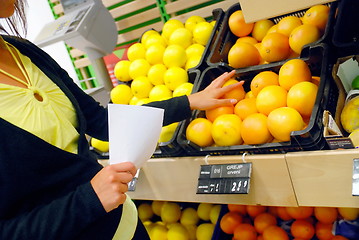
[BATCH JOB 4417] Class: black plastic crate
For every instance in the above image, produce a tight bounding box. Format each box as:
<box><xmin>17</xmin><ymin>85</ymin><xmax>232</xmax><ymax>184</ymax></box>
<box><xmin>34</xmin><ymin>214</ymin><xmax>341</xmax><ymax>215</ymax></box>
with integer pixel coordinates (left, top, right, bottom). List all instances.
<box><xmin>206</xmin><ymin>2</ymin><xmax>337</xmax><ymax>71</ymax></box>
<box><xmin>332</xmin><ymin>0</ymin><xmax>359</xmax><ymax>57</ymax></box>
<box><xmin>176</xmin><ymin>43</ymin><xmax>339</xmax><ymax>156</ymax></box>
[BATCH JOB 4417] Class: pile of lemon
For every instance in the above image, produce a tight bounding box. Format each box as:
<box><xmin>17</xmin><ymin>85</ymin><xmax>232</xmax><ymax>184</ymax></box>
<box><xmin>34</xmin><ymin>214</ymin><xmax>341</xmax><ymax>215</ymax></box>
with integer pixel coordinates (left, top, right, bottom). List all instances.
<box><xmin>137</xmin><ymin>200</ymin><xmax>222</xmax><ymax>240</ymax></box>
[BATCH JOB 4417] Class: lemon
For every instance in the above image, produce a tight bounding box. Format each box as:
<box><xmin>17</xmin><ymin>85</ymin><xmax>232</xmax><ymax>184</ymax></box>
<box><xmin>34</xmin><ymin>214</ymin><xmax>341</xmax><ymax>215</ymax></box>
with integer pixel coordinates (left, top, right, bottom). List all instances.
<box><xmin>150</xmin><ymin>224</ymin><xmax>168</xmax><ymax>240</ymax></box>
<box><xmin>129</xmin><ymin>58</ymin><xmax>151</xmax><ymax>79</ymax></box>
<box><xmin>161</xmin><ymin>202</ymin><xmax>181</xmax><ymax>223</ymax></box>
<box><xmin>129</xmin><ymin>95</ymin><xmax>140</xmax><ymax>105</ymax></box>
<box><xmin>90</xmin><ymin>138</ymin><xmax>109</xmax><ymax>152</ymax></box>
<box><xmin>138</xmin><ymin>202</ymin><xmax>154</xmax><ymax>221</ymax></box>
<box><xmin>173</xmin><ymin>82</ymin><xmax>193</xmax><ymax>97</ymax></box>
<box><xmin>143</xmin><ymin>220</ymin><xmax>156</xmax><ymax>234</ymax></box>
<box><xmin>185</xmin><ymin>15</ymin><xmax>206</xmax><ymax>33</ymax></box>
<box><xmin>144</xmin><ymin>34</ymin><xmax>167</xmax><ymax>48</ymax></box>
<box><xmin>146</xmin><ymin>43</ymin><xmax>165</xmax><ymax>65</ymax></box>
<box><xmin>110</xmin><ymin>84</ymin><xmax>133</xmax><ymax>104</ymax></box>
<box><xmin>158</xmin><ymin>122</ymin><xmax>179</xmax><ymax>143</ymax></box>
<box><xmin>148</xmin><ymin>64</ymin><xmax>167</xmax><ymax>86</ymax></box>
<box><xmin>136</xmin><ymin>98</ymin><xmax>152</xmax><ymax>106</ymax></box>
<box><xmin>131</xmin><ymin>76</ymin><xmax>153</xmax><ymax>99</ymax></box>
<box><xmin>167</xmin><ymin>223</ymin><xmax>190</xmax><ymax>240</ymax></box>
<box><xmin>197</xmin><ymin>203</ymin><xmax>213</xmax><ymax>221</ymax></box>
<box><xmin>169</xmin><ymin>27</ymin><xmax>193</xmax><ymax>49</ymax></box>
<box><xmin>162</xmin><ymin>19</ymin><xmax>184</xmax><ymax>42</ymax></box>
<box><xmin>209</xmin><ymin>204</ymin><xmax>221</xmax><ymax>224</ymax></box>
<box><xmin>114</xmin><ymin>60</ymin><xmax>132</xmax><ymax>82</ymax></box>
<box><xmin>164</xmin><ymin>67</ymin><xmax>189</xmax><ymax>91</ymax></box>
<box><xmin>163</xmin><ymin>44</ymin><xmax>187</xmax><ymax>68</ymax></box>
<box><xmin>193</xmin><ymin>21</ymin><xmax>213</xmax><ymax>46</ymax></box>
<box><xmin>185</xmin><ymin>55</ymin><xmax>202</xmax><ymax>70</ymax></box>
<box><xmin>210</xmin><ymin>20</ymin><xmax>216</xmax><ymax>27</ymax></box>
<box><xmin>180</xmin><ymin>207</ymin><xmax>200</xmax><ymax>225</ymax></box>
<box><xmin>340</xmin><ymin>95</ymin><xmax>359</xmax><ymax>133</ymax></box>
<box><xmin>184</xmin><ymin>224</ymin><xmax>197</xmax><ymax>240</ymax></box>
<box><xmin>352</xmin><ymin>75</ymin><xmax>359</xmax><ymax>90</ymax></box>
<box><xmin>349</xmin><ymin>129</ymin><xmax>359</xmax><ymax>147</ymax></box>
<box><xmin>186</xmin><ymin>43</ymin><xmax>205</xmax><ymax>59</ymax></box>
<box><xmin>149</xmin><ymin>84</ymin><xmax>173</xmax><ymax>101</ymax></box>
<box><xmin>152</xmin><ymin>200</ymin><xmax>165</xmax><ymax>216</ymax></box>
<box><xmin>127</xmin><ymin>42</ymin><xmax>146</xmax><ymax>61</ymax></box>
<box><xmin>141</xmin><ymin>29</ymin><xmax>160</xmax><ymax>45</ymax></box>
<box><xmin>196</xmin><ymin>223</ymin><xmax>215</xmax><ymax>240</ymax></box>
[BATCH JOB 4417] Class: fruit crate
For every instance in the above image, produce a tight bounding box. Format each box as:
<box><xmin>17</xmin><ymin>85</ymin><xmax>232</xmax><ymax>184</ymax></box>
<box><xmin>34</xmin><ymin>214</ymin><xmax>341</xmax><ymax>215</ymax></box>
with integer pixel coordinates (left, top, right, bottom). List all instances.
<box><xmin>206</xmin><ymin>1</ymin><xmax>338</xmax><ymax>71</ymax></box>
<box><xmin>152</xmin><ymin>68</ymin><xmax>201</xmax><ymax>158</ymax></box>
<box><xmin>176</xmin><ymin>43</ymin><xmax>340</xmax><ymax>156</ymax></box>
<box><xmin>332</xmin><ymin>0</ymin><xmax>359</xmax><ymax>57</ymax></box>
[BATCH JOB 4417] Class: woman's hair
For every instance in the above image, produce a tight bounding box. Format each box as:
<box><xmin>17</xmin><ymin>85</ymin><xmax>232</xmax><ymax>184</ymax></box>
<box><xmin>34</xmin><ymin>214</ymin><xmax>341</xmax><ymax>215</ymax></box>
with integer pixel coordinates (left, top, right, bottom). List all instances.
<box><xmin>0</xmin><ymin>0</ymin><xmax>27</xmax><ymax>36</ymax></box>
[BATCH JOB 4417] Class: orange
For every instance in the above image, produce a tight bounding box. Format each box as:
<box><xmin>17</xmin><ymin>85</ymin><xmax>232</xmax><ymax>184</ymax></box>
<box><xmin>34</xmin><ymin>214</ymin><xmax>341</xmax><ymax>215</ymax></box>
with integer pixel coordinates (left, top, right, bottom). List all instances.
<box><xmin>220</xmin><ymin>211</ymin><xmax>243</xmax><ymax>234</ymax></box>
<box><xmin>276</xmin><ymin>16</ymin><xmax>303</xmax><ymax>37</ymax></box>
<box><xmin>234</xmin><ymin>98</ymin><xmax>258</xmax><ymax>120</ymax></box>
<box><xmin>285</xmin><ymin>206</ymin><xmax>314</xmax><ymax>220</ymax></box>
<box><xmin>315</xmin><ymin>222</ymin><xmax>334</xmax><ymax>240</ymax></box>
<box><xmin>223</xmin><ymin>79</ymin><xmax>246</xmax><ymax>101</ymax></box>
<box><xmin>186</xmin><ymin>118</ymin><xmax>213</xmax><ymax>147</ymax></box>
<box><xmin>228</xmin><ymin>10</ymin><xmax>254</xmax><ymax>37</ymax></box>
<box><xmin>314</xmin><ymin>207</ymin><xmax>338</xmax><ymax>224</ymax></box>
<box><xmin>260</xmin><ymin>32</ymin><xmax>291</xmax><ymax>63</ymax></box>
<box><xmin>250</xmin><ymin>71</ymin><xmax>279</xmax><ymax>97</ymax></box>
<box><xmin>241</xmin><ymin>113</ymin><xmax>272</xmax><ymax>145</ymax></box>
<box><xmin>228</xmin><ymin>42</ymin><xmax>261</xmax><ymax>68</ymax></box>
<box><xmin>289</xmin><ymin>24</ymin><xmax>320</xmax><ymax>54</ymax></box>
<box><xmin>287</xmin><ymin>49</ymin><xmax>300</xmax><ymax>59</ymax></box>
<box><xmin>252</xmin><ymin>19</ymin><xmax>275</xmax><ymax>42</ymax></box>
<box><xmin>291</xmin><ymin>219</ymin><xmax>315</xmax><ymax>240</ymax></box>
<box><xmin>267</xmin><ymin>107</ymin><xmax>305</xmax><ymax>142</ymax></box>
<box><xmin>228</xmin><ymin>204</ymin><xmax>247</xmax><ymax>215</ymax></box>
<box><xmin>262</xmin><ymin>225</ymin><xmax>289</xmax><ymax>240</ymax></box>
<box><xmin>276</xmin><ymin>207</ymin><xmax>293</xmax><ymax>221</ymax></box>
<box><xmin>233</xmin><ymin>223</ymin><xmax>258</xmax><ymax>240</ymax></box>
<box><xmin>254</xmin><ymin>212</ymin><xmax>277</xmax><ymax>234</ymax></box>
<box><xmin>246</xmin><ymin>205</ymin><xmax>267</xmax><ymax>218</ymax></box>
<box><xmin>278</xmin><ymin>58</ymin><xmax>312</xmax><ymax>91</ymax></box>
<box><xmin>302</xmin><ymin>4</ymin><xmax>330</xmax><ymax>33</ymax></box>
<box><xmin>330</xmin><ymin>236</ymin><xmax>350</xmax><ymax>240</ymax></box>
<box><xmin>254</xmin><ymin>43</ymin><xmax>266</xmax><ymax>64</ymax></box>
<box><xmin>256</xmin><ymin>85</ymin><xmax>288</xmax><ymax>116</ymax></box>
<box><xmin>205</xmin><ymin>105</ymin><xmax>234</xmax><ymax>122</ymax></box>
<box><xmin>287</xmin><ymin>81</ymin><xmax>318</xmax><ymax>117</ymax></box>
<box><xmin>236</xmin><ymin>36</ymin><xmax>258</xmax><ymax>45</ymax></box>
<box><xmin>211</xmin><ymin>114</ymin><xmax>243</xmax><ymax>146</ymax></box>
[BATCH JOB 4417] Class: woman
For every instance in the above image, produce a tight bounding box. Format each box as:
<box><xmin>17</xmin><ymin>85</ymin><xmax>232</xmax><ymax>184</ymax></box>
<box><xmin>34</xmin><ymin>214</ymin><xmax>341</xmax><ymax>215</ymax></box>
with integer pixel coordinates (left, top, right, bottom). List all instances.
<box><xmin>0</xmin><ymin>1</ymin><xmax>242</xmax><ymax>239</ymax></box>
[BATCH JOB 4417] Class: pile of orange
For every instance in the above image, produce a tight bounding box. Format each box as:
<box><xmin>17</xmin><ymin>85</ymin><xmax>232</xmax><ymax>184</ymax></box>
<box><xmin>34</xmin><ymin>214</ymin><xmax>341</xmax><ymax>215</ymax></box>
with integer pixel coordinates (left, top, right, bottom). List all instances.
<box><xmin>227</xmin><ymin>4</ymin><xmax>330</xmax><ymax>68</ymax></box>
<box><xmin>219</xmin><ymin>204</ymin><xmax>358</xmax><ymax>240</ymax></box>
<box><xmin>185</xmin><ymin>58</ymin><xmax>319</xmax><ymax>147</ymax></box>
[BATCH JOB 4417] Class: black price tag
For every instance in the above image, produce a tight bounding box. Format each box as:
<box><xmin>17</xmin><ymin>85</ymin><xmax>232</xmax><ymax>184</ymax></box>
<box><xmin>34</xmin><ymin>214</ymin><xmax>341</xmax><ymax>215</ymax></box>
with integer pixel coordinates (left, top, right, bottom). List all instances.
<box><xmin>197</xmin><ymin>163</ymin><xmax>252</xmax><ymax>194</ymax></box>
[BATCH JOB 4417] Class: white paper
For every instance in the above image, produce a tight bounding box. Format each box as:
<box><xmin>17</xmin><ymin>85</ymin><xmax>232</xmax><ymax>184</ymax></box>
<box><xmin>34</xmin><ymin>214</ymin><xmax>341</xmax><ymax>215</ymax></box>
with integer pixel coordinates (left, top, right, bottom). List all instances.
<box><xmin>108</xmin><ymin>104</ymin><xmax>164</xmax><ymax>168</ymax></box>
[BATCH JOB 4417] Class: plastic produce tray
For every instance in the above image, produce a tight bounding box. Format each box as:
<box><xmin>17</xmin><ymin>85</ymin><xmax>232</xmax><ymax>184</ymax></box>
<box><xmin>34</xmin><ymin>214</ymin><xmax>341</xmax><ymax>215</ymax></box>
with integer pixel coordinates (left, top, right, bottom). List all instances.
<box><xmin>332</xmin><ymin>0</ymin><xmax>359</xmax><ymax>57</ymax></box>
<box><xmin>177</xmin><ymin>43</ymin><xmax>340</xmax><ymax>156</ymax></box>
<box><xmin>206</xmin><ymin>2</ymin><xmax>338</xmax><ymax>71</ymax></box>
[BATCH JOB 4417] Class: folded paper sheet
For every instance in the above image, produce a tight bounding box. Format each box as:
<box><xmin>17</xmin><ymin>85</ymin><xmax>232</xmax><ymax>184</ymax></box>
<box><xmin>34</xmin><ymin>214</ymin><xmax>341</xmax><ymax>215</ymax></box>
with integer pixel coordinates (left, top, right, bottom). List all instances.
<box><xmin>108</xmin><ymin>104</ymin><xmax>164</xmax><ymax>168</ymax></box>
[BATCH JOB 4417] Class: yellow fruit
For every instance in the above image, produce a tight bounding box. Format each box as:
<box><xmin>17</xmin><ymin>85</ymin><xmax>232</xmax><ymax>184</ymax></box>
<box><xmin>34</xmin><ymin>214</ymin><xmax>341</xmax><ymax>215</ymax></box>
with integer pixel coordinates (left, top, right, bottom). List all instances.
<box><xmin>302</xmin><ymin>4</ymin><xmax>330</xmax><ymax>33</ymax></box>
<box><xmin>173</xmin><ymin>82</ymin><xmax>193</xmax><ymax>97</ymax></box>
<box><xmin>228</xmin><ymin>10</ymin><xmax>254</xmax><ymax>37</ymax></box>
<box><xmin>127</xmin><ymin>42</ymin><xmax>146</xmax><ymax>61</ymax></box>
<box><xmin>184</xmin><ymin>224</ymin><xmax>197</xmax><ymax>240</ymax></box>
<box><xmin>256</xmin><ymin>85</ymin><xmax>287</xmax><ymax>116</ymax></box>
<box><xmin>114</xmin><ymin>60</ymin><xmax>132</xmax><ymax>82</ymax></box>
<box><xmin>185</xmin><ymin>15</ymin><xmax>206</xmax><ymax>33</ymax></box>
<box><xmin>164</xmin><ymin>67</ymin><xmax>189</xmax><ymax>91</ymax></box>
<box><xmin>161</xmin><ymin>202</ymin><xmax>181</xmax><ymax>223</ymax></box>
<box><xmin>148</xmin><ymin>64</ymin><xmax>167</xmax><ymax>86</ymax></box>
<box><xmin>138</xmin><ymin>203</ymin><xmax>154</xmax><ymax>221</ymax></box>
<box><xmin>131</xmin><ymin>76</ymin><xmax>153</xmax><ymax>99</ymax></box>
<box><xmin>141</xmin><ymin>29</ymin><xmax>160</xmax><ymax>45</ymax></box>
<box><xmin>180</xmin><ymin>207</ymin><xmax>200</xmax><ymax>225</ymax></box>
<box><xmin>289</xmin><ymin>24</ymin><xmax>321</xmax><ymax>54</ymax></box>
<box><xmin>276</xmin><ymin>16</ymin><xmax>303</xmax><ymax>37</ymax></box>
<box><xmin>150</xmin><ymin>224</ymin><xmax>168</xmax><ymax>240</ymax></box>
<box><xmin>145</xmin><ymin>43</ymin><xmax>165</xmax><ymax>65</ymax></box>
<box><xmin>169</xmin><ymin>27</ymin><xmax>193</xmax><ymax>49</ymax></box>
<box><xmin>260</xmin><ymin>32</ymin><xmax>290</xmax><ymax>63</ymax></box>
<box><xmin>167</xmin><ymin>223</ymin><xmax>190</xmax><ymax>240</ymax></box>
<box><xmin>163</xmin><ymin>44</ymin><xmax>187</xmax><ymax>68</ymax></box>
<box><xmin>186</xmin><ymin>118</ymin><xmax>214</xmax><ymax>147</ymax></box>
<box><xmin>185</xmin><ymin>55</ymin><xmax>202</xmax><ymax>70</ymax></box>
<box><xmin>152</xmin><ymin>201</ymin><xmax>165</xmax><ymax>216</ymax></box>
<box><xmin>349</xmin><ymin>129</ymin><xmax>359</xmax><ymax>147</ymax></box>
<box><xmin>110</xmin><ymin>84</ymin><xmax>133</xmax><ymax>104</ymax></box>
<box><xmin>129</xmin><ymin>95</ymin><xmax>140</xmax><ymax>105</ymax></box>
<box><xmin>223</xmin><ymin>79</ymin><xmax>246</xmax><ymax>101</ymax></box>
<box><xmin>228</xmin><ymin>42</ymin><xmax>260</xmax><ymax>68</ymax></box>
<box><xmin>186</xmin><ymin>43</ymin><xmax>205</xmax><ymax>59</ymax></box>
<box><xmin>341</xmin><ymin>96</ymin><xmax>359</xmax><ymax>133</ymax></box>
<box><xmin>211</xmin><ymin>114</ymin><xmax>243</xmax><ymax>146</ymax></box>
<box><xmin>162</xmin><ymin>19</ymin><xmax>185</xmax><ymax>42</ymax></box>
<box><xmin>252</xmin><ymin>19</ymin><xmax>275</xmax><ymax>42</ymax></box>
<box><xmin>278</xmin><ymin>58</ymin><xmax>312</xmax><ymax>91</ymax></box>
<box><xmin>135</xmin><ymin>98</ymin><xmax>152</xmax><ymax>106</ymax></box>
<box><xmin>149</xmin><ymin>84</ymin><xmax>173</xmax><ymax>102</ymax></box>
<box><xmin>129</xmin><ymin>58</ymin><xmax>151</xmax><ymax>79</ymax></box>
<box><xmin>158</xmin><ymin>122</ymin><xmax>179</xmax><ymax>143</ymax></box>
<box><xmin>196</xmin><ymin>223</ymin><xmax>215</xmax><ymax>240</ymax></box>
<box><xmin>338</xmin><ymin>207</ymin><xmax>359</xmax><ymax>220</ymax></box>
<box><xmin>197</xmin><ymin>203</ymin><xmax>213</xmax><ymax>221</ymax></box>
<box><xmin>90</xmin><ymin>138</ymin><xmax>109</xmax><ymax>152</ymax></box>
<box><xmin>193</xmin><ymin>21</ymin><xmax>213</xmax><ymax>46</ymax></box>
<box><xmin>287</xmin><ymin>81</ymin><xmax>318</xmax><ymax>117</ymax></box>
<box><xmin>144</xmin><ymin>34</ymin><xmax>167</xmax><ymax>48</ymax></box>
<box><xmin>209</xmin><ymin>204</ymin><xmax>222</xmax><ymax>224</ymax></box>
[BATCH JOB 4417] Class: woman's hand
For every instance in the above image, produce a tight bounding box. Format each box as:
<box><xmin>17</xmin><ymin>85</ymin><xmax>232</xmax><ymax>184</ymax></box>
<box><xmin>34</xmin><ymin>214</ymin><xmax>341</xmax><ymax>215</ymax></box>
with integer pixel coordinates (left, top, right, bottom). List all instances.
<box><xmin>187</xmin><ymin>70</ymin><xmax>244</xmax><ymax>110</ymax></box>
<box><xmin>90</xmin><ymin>162</ymin><xmax>137</xmax><ymax>213</ymax></box>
